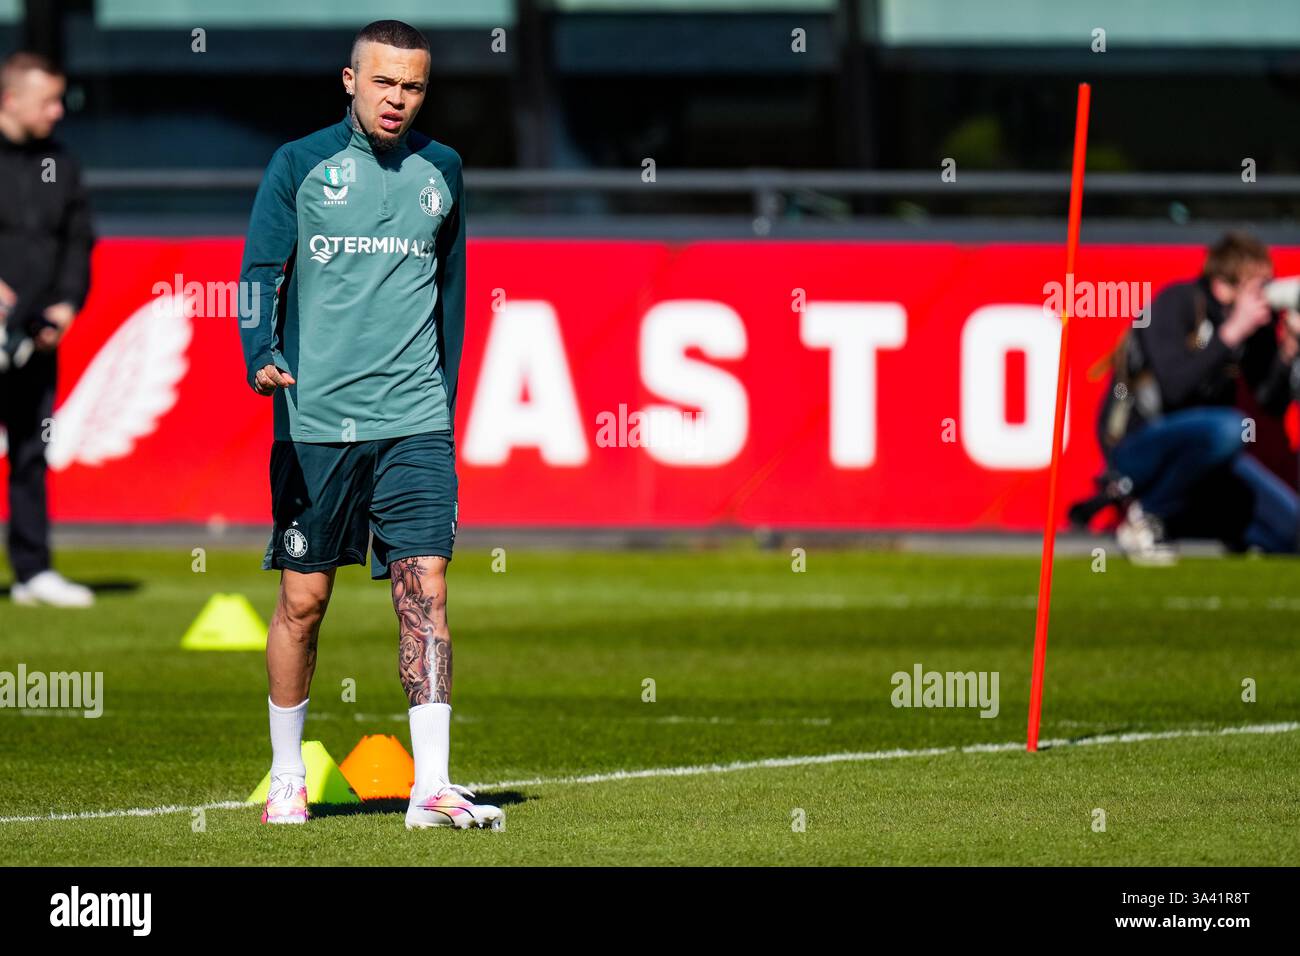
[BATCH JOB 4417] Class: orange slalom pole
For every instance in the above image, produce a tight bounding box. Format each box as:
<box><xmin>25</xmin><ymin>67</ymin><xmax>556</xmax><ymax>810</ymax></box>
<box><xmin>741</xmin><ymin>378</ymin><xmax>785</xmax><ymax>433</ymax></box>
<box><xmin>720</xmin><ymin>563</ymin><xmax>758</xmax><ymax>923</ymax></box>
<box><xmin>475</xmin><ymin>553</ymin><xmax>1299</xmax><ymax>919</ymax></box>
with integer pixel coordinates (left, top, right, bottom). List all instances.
<box><xmin>1027</xmin><ymin>82</ymin><xmax>1091</xmax><ymax>752</ymax></box>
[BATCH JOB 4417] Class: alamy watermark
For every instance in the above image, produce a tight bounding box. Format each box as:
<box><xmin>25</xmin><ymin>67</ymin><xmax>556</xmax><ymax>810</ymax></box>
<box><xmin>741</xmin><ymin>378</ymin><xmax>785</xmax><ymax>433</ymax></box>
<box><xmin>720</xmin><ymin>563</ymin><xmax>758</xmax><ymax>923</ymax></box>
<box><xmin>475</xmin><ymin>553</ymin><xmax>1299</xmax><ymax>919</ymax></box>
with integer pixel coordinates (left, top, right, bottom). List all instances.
<box><xmin>595</xmin><ymin>402</ymin><xmax>704</xmax><ymax>452</ymax></box>
<box><xmin>1043</xmin><ymin>273</ymin><xmax>1152</xmax><ymax>326</ymax></box>
<box><xmin>0</xmin><ymin>663</ymin><xmax>103</xmax><ymax>718</ymax></box>
<box><xmin>890</xmin><ymin>663</ymin><xmax>999</xmax><ymax>718</ymax></box>
<box><xmin>50</xmin><ymin>886</ymin><xmax>150</xmax><ymax>935</ymax></box>
<box><xmin>151</xmin><ymin>274</ymin><xmax>262</xmax><ymax>328</ymax></box>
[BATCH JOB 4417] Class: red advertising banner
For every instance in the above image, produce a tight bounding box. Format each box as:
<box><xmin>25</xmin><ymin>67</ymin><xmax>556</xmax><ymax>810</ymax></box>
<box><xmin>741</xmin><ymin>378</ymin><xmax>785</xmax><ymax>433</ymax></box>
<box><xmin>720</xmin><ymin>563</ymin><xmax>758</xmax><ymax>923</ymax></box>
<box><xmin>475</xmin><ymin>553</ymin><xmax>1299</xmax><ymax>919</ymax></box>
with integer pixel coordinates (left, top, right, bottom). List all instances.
<box><xmin>2</xmin><ymin>238</ymin><xmax>1297</xmax><ymax>528</ymax></box>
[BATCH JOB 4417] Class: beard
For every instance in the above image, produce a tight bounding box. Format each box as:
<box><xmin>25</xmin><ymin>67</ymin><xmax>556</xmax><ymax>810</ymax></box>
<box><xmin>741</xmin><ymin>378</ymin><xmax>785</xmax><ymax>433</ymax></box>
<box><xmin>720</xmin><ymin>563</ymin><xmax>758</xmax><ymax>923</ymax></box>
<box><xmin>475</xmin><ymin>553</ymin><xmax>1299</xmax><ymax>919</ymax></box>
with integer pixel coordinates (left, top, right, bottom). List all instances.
<box><xmin>349</xmin><ymin>102</ymin><xmax>399</xmax><ymax>154</ymax></box>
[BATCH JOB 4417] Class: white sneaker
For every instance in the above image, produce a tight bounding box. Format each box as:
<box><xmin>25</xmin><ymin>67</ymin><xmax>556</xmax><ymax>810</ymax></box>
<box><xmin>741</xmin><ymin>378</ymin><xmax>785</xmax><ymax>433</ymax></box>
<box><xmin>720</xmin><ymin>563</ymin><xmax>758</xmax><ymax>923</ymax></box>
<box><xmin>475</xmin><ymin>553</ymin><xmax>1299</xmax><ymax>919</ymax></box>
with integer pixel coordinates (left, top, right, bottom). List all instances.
<box><xmin>406</xmin><ymin>783</ymin><xmax>504</xmax><ymax>830</ymax></box>
<box><xmin>11</xmin><ymin>570</ymin><xmax>95</xmax><ymax>607</ymax></box>
<box><xmin>1116</xmin><ymin>502</ymin><xmax>1178</xmax><ymax>566</ymax></box>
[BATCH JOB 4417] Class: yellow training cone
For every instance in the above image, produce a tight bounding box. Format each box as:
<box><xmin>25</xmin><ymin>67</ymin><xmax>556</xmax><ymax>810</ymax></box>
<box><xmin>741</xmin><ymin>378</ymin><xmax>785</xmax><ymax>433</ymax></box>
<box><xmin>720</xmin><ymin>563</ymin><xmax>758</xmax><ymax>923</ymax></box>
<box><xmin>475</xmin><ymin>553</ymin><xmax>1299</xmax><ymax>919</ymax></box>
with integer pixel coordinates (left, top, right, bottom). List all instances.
<box><xmin>246</xmin><ymin>740</ymin><xmax>361</xmax><ymax>805</ymax></box>
<box><xmin>180</xmin><ymin>594</ymin><xmax>267</xmax><ymax>651</ymax></box>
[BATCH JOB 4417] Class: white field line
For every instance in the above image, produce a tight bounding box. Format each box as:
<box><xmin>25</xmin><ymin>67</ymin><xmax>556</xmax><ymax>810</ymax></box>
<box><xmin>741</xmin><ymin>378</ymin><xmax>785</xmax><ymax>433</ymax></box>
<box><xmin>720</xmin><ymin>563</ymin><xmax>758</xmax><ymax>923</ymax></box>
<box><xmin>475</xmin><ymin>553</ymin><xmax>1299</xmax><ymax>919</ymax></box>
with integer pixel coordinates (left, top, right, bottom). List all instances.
<box><xmin>470</xmin><ymin>720</ymin><xmax>1300</xmax><ymax>789</ymax></box>
<box><xmin>0</xmin><ymin>800</ymin><xmax>251</xmax><ymax>824</ymax></box>
<box><xmin>0</xmin><ymin>720</ymin><xmax>1294</xmax><ymax>826</ymax></box>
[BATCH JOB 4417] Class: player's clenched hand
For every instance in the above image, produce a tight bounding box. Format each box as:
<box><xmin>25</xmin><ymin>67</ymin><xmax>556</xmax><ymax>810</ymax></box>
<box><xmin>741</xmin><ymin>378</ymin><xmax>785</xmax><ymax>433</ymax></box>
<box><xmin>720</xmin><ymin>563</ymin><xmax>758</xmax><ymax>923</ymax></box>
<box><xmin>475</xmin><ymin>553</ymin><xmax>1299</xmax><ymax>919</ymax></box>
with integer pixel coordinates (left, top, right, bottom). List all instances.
<box><xmin>253</xmin><ymin>364</ymin><xmax>296</xmax><ymax>395</ymax></box>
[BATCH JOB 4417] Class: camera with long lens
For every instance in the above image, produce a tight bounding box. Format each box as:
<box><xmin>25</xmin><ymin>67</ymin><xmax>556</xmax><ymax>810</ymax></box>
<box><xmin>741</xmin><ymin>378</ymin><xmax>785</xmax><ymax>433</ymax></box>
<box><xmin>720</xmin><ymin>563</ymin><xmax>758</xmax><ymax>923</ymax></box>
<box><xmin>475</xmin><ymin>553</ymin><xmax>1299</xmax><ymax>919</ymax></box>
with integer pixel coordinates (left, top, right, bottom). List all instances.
<box><xmin>1264</xmin><ymin>275</ymin><xmax>1300</xmax><ymax>312</ymax></box>
<box><xmin>1271</xmin><ymin>277</ymin><xmax>1300</xmax><ymax>402</ymax></box>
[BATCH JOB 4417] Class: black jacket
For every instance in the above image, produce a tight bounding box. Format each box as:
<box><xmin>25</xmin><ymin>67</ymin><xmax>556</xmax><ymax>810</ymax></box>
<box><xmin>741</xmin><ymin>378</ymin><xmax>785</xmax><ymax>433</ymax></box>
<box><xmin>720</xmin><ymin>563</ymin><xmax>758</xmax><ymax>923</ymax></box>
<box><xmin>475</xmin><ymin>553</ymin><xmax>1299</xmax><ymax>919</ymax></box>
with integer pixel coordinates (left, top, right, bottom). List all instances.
<box><xmin>1097</xmin><ymin>275</ymin><xmax>1293</xmax><ymax>451</ymax></box>
<box><xmin>0</xmin><ymin>129</ymin><xmax>95</xmax><ymax>338</ymax></box>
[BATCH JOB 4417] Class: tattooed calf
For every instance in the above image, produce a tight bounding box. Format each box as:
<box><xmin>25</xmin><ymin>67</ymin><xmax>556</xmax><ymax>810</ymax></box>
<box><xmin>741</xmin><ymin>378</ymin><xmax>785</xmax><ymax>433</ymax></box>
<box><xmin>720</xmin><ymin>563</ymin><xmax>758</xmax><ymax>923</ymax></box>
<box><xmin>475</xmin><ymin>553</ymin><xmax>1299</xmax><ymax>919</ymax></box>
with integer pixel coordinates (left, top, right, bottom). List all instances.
<box><xmin>391</xmin><ymin>556</ymin><xmax>452</xmax><ymax>705</ymax></box>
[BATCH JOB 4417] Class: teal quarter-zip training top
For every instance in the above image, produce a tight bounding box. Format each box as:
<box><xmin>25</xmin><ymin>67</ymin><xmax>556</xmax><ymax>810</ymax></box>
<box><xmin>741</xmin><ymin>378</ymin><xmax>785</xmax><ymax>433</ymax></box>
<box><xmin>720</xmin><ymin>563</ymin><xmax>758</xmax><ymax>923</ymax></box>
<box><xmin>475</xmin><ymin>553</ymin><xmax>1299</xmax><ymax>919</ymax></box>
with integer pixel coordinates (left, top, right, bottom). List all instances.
<box><xmin>237</xmin><ymin>108</ymin><xmax>465</xmax><ymax>443</ymax></box>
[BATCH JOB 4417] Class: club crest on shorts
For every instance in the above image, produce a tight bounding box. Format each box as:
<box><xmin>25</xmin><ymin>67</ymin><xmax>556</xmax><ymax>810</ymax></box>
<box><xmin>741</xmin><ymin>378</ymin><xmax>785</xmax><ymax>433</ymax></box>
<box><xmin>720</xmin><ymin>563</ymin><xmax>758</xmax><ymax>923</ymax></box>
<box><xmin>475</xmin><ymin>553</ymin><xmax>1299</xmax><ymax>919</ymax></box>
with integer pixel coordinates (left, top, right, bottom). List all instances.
<box><xmin>419</xmin><ymin>178</ymin><xmax>443</xmax><ymax>217</ymax></box>
<box><xmin>283</xmin><ymin>527</ymin><xmax>308</xmax><ymax>559</ymax></box>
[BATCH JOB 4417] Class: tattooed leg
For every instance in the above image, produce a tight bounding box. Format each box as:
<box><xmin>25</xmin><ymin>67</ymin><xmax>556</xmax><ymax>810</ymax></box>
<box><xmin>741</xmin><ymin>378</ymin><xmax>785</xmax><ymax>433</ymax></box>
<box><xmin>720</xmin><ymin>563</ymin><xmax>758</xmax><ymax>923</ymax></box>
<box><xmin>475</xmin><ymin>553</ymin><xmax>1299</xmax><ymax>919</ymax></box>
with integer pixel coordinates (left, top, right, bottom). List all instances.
<box><xmin>391</xmin><ymin>556</ymin><xmax>452</xmax><ymax>706</ymax></box>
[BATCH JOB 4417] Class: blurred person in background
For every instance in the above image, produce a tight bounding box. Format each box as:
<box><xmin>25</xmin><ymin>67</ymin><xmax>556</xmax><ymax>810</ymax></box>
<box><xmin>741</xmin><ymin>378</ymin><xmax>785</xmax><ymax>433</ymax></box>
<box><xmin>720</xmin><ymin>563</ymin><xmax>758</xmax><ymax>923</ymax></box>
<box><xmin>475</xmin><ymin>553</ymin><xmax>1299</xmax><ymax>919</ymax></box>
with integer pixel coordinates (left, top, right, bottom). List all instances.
<box><xmin>1097</xmin><ymin>231</ymin><xmax>1300</xmax><ymax>564</ymax></box>
<box><xmin>0</xmin><ymin>51</ymin><xmax>95</xmax><ymax>607</ymax></box>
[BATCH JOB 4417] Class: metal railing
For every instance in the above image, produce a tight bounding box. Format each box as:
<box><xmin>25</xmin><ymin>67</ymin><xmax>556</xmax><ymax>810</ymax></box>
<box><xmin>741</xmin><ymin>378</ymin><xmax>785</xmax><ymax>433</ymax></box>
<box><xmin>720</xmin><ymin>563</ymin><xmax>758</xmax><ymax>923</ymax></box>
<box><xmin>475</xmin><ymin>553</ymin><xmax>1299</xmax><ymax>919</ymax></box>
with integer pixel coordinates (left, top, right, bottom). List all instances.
<box><xmin>84</xmin><ymin>168</ymin><xmax>1300</xmax><ymax>239</ymax></box>
<box><xmin>85</xmin><ymin>168</ymin><xmax>1299</xmax><ymax>205</ymax></box>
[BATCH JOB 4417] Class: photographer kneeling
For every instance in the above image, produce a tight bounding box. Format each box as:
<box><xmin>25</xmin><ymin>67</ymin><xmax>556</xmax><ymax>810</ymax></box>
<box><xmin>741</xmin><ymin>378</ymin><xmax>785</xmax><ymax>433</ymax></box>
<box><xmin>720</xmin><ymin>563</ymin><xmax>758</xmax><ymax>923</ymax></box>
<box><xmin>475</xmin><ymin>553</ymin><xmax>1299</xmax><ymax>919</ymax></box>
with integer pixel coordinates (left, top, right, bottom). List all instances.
<box><xmin>1099</xmin><ymin>232</ymin><xmax>1300</xmax><ymax>563</ymax></box>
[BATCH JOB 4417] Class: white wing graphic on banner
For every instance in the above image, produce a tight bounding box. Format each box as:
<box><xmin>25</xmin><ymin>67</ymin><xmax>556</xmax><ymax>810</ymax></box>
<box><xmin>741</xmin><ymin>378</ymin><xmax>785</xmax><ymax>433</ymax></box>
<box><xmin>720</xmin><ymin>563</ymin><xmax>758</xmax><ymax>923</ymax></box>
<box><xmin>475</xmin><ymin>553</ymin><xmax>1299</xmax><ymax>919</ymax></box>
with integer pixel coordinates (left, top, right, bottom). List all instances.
<box><xmin>0</xmin><ymin>294</ymin><xmax>192</xmax><ymax>469</ymax></box>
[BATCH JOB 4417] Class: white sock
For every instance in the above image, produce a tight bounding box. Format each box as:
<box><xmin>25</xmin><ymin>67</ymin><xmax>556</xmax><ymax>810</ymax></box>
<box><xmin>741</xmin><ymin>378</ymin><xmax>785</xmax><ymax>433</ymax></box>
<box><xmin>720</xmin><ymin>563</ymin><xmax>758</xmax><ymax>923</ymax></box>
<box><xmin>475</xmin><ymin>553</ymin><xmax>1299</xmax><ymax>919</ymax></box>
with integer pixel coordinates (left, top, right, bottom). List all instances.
<box><xmin>268</xmin><ymin>696</ymin><xmax>308</xmax><ymax>779</ymax></box>
<box><xmin>409</xmin><ymin>702</ymin><xmax>451</xmax><ymax>800</ymax></box>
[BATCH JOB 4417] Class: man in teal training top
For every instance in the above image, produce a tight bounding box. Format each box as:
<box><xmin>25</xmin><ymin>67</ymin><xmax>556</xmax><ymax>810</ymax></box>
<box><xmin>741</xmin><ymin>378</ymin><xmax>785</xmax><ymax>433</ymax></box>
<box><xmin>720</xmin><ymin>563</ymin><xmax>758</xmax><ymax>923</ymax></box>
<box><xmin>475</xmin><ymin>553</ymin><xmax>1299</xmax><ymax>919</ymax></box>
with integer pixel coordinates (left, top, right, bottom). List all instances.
<box><xmin>237</xmin><ymin>19</ymin><xmax>500</xmax><ymax>830</ymax></box>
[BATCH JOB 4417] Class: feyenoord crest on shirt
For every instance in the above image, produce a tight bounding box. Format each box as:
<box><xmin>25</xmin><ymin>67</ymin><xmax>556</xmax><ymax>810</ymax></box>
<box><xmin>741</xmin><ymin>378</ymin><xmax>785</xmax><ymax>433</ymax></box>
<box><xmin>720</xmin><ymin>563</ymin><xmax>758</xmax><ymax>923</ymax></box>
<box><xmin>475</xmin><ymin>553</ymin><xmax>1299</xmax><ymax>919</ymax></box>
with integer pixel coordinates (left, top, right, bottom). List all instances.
<box><xmin>419</xmin><ymin>178</ymin><xmax>442</xmax><ymax>217</ymax></box>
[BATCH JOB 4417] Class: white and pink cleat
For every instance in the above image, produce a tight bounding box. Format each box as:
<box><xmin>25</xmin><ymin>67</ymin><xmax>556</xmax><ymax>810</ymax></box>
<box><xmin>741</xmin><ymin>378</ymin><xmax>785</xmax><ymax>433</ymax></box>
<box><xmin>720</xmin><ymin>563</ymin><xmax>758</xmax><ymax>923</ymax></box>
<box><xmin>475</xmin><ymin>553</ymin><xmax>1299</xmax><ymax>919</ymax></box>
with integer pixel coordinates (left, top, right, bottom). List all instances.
<box><xmin>261</xmin><ymin>774</ymin><xmax>309</xmax><ymax>825</ymax></box>
<box><xmin>405</xmin><ymin>783</ymin><xmax>503</xmax><ymax>830</ymax></box>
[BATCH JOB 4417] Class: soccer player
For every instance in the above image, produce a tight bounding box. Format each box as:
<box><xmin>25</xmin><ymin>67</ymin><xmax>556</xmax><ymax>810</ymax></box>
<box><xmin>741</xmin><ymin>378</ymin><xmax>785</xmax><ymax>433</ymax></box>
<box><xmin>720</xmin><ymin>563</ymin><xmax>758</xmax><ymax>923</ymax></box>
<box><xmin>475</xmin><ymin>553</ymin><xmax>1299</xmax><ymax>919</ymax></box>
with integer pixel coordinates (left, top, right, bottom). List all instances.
<box><xmin>236</xmin><ymin>20</ymin><xmax>499</xmax><ymax>829</ymax></box>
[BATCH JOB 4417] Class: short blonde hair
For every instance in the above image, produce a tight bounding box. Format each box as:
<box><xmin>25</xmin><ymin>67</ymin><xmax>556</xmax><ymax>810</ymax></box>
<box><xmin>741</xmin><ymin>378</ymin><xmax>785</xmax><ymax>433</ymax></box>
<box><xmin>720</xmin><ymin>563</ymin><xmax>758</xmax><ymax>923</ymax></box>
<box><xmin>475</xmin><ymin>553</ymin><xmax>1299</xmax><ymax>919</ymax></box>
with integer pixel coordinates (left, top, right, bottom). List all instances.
<box><xmin>0</xmin><ymin>51</ymin><xmax>61</xmax><ymax>96</ymax></box>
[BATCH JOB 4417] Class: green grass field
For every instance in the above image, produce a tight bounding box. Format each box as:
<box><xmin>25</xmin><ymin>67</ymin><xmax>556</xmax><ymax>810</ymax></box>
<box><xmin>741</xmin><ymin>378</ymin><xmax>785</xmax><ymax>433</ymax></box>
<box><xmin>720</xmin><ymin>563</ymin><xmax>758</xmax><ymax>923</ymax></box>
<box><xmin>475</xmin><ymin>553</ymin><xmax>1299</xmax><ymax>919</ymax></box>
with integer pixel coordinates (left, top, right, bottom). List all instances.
<box><xmin>0</xmin><ymin>546</ymin><xmax>1296</xmax><ymax>866</ymax></box>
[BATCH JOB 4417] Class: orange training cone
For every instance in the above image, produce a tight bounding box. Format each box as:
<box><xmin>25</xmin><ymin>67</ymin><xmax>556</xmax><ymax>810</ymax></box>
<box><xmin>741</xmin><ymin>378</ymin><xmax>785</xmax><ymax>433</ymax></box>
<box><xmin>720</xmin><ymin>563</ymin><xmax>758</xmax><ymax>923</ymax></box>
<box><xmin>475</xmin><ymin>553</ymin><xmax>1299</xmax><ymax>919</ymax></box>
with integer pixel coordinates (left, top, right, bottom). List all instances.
<box><xmin>339</xmin><ymin>734</ymin><xmax>416</xmax><ymax>800</ymax></box>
